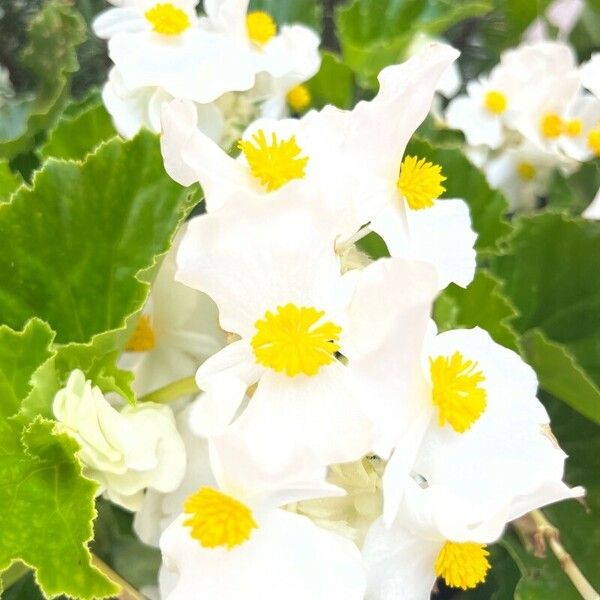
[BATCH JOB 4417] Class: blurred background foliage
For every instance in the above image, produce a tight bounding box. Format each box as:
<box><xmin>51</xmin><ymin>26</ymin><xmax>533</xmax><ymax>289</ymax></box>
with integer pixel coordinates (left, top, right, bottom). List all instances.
<box><xmin>0</xmin><ymin>1</ymin><xmax>599</xmax><ymax>599</ymax></box>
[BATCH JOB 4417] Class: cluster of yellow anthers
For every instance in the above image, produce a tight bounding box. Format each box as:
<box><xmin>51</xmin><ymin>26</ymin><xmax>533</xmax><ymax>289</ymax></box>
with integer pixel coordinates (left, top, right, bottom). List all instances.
<box><xmin>540</xmin><ymin>112</ymin><xmax>583</xmax><ymax>140</ymax></box>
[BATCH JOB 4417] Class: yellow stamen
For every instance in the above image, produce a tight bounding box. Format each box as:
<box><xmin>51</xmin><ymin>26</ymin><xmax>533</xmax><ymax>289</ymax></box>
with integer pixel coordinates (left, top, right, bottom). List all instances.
<box><xmin>588</xmin><ymin>127</ymin><xmax>600</xmax><ymax>156</ymax></box>
<box><xmin>145</xmin><ymin>3</ymin><xmax>190</xmax><ymax>35</ymax></box>
<box><xmin>517</xmin><ymin>161</ymin><xmax>536</xmax><ymax>181</ymax></box>
<box><xmin>246</xmin><ymin>11</ymin><xmax>277</xmax><ymax>45</ymax></box>
<box><xmin>483</xmin><ymin>90</ymin><xmax>508</xmax><ymax>115</ymax></box>
<box><xmin>564</xmin><ymin>119</ymin><xmax>583</xmax><ymax>137</ymax></box>
<box><xmin>126</xmin><ymin>315</ymin><xmax>156</xmax><ymax>352</ymax></box>
<box><xmin>435</xmin><ymin>541</ymin><xmax>490</xmax><ymax>590</ymax></box>
<box><xmin>540</xmin><ymin>112</ymin><xmax>564</xmax><ymax>139</ymax></box>
<box><xmin>287</xmin><ymin>84</ymin><xmax>312</xmax><ymax>112</ymax></box>
<box><xmin>183</xmin><ymin>487</ymin><xmax>257</xmax><ymax>550</ymax></box>
<box><xmin>397</xmin><ymin>156</ymin><xmax>446</xmax><ymax>210</ymax></box>
<box><xmin>238</xmin><ymin>130</ymin><xmax>308</xmax><ymax>191</ymax></box>
<box><xmin>251</xmin><ymin>303</ymin><xmax>341</xmax><ymax>377</ymax></box>
<box><xmin>430</xmin><ymin>352</ymin><xmax>487</xmax><ymax>433</ymax></box>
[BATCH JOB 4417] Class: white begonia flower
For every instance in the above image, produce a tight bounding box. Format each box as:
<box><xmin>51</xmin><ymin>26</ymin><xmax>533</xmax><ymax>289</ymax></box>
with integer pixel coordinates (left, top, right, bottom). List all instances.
<box><xmin>175</xmin><ymin>189</ymin><xmax>439</xmax><ymax>470</ymax></box>
<box><xmin>360</xmin><ymin>327</ymin><xmax>583</xmax><ymax>599</ymax></box>
<box><xmin>163</xmin><ymin>43</ymin><xmax>476</xmax><ymax>289</ymax></box>
<box><xmin>581</xmin><ymin>53</ymin><xmax>600</xmax><ymax>98</ymax></box>
<box><xmin>133</xmin><ymin>401</ymin><xmax>216</xmax><ymax>547</ymax></box>
<box><xmin>558</xmin><ymin>94</ymin><xmax>600</xmax><ymax>161</ymax></box>
<box><xmin>120</xmin><ymin>225</ymin><xmax>225</xmax><ymax>397</ymax></box>
<box><xmin>484</xmin><ymin>140</ymin><xmax>563</xmax><ymax>211</ymax></box>
<box><xmin>53</xmin><ymin>370</ymin><xmax>186</xmax><ymax>511</ymax></box>
<box><xmin>159</xmin><ymin>432</ymin><xmax>367</xmax><ymax>600</ymax></box>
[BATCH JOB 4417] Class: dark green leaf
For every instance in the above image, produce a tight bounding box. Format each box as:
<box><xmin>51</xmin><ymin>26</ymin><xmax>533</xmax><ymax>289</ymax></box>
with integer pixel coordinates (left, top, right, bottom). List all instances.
<box><xmin>248</xmin><ymin>0</ymin><xmax>322</xmax><ymax>29</ymax></box>
<box><xmin>307</xmin><ymin>52</ymin><xmax>354</xmax><ymax>110</ymax></box>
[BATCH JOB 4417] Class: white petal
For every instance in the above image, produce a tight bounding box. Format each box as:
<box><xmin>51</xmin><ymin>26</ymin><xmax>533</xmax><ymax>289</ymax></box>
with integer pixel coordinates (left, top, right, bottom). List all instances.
<box><xmin>446</xmin><ymin>95</ymin><xmax>504</xmax><ymax>148</ymax></box>
<box><xmin>581</xmin><ymin>53</ymin><xmax>600</xmax><ymax>98</ymax></box>
<box><xmin>232</xmin><ymin>362</ymin><xmax>372</xmax><ymax>471</ymax></box>
<box><xmin>176</xmin><ymin>191</ymin><xmax>342</xmax><ymax>337</ymax></box>
<box><xmin>161</xmin><ymin>510</ymin><xmax>366</xmax><ymax>600</ymax></box>
<box><xmin>93</xmin><ymin>7</ymin><xmax>145</xmax><ymax>39</ymax></box>
<box><xmin>363</xmin><ymin>517</ymin><xmax>440</xmax><ymax>600</ymax></box>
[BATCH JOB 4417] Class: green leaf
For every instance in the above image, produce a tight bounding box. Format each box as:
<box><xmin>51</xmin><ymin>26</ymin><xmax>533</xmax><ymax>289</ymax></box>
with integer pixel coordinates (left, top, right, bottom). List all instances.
<box><xmin>406</xmin><ymin>137</ymin><xmax>512</xmax><ymax>256</ymax></box>
<box><xmin>546</xmin><ymin>159</ymin><xmax>600</xmax><ymax>216</ymax></box>
<box><xmin>492</xmin><ymin>212</ymin><xmax>600</xmax><ymax>424</ymax></box>
<box><xmin>336</xmin><ymin>0</ymin><xmax>491</xmax><ymax>88</ymax></box>
<box><xmin>0</xmin><ymin>1</ymin><xmax>86</xmax><ymax>159</ymax></box>
<box><xmin>0</xmin><ymin>418</ymin><xmax>117</xmax><ymax>599</ymax></box>
<box><xmin>434</xmin><ymin>270</ymin><xmax>519</xmax><ymax>351</ymax></box>
<box><xmin>0</xmin><ymin>130</ymin><xmax>196</xmax><ymax>343</ymax></box>
<box><xmin>0</xmin><ymin>161</ymin><xmax>23</xmax><ymax>201</ymax></box>
<box><xmin>306</xmin><ymin>52</ymin><xmax>354</xmax><ymax>110</ymax></box>
<box><xmin>248</xmin><ymin>0</ymin><xmax>322</xmax><ymax>29</ymax></box>
<box><xmin>39</xmin><ymin>101</ymin><xmax>116</xmax><ymax>161</ymax></box>
<box><xmin>0</xmin><ymin>319</ymin><xmax>54</xmax><ymax>420</ymax></box>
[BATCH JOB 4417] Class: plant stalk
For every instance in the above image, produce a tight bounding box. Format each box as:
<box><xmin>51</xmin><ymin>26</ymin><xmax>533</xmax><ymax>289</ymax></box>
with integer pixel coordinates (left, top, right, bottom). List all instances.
<box><xmin>138</xmin><ymin>375</ymin><xmax>200</xmax><ymax>404</ymax></box>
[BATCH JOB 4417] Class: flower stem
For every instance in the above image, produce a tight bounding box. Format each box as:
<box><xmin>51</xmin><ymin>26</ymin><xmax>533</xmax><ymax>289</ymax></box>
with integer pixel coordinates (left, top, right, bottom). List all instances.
<box><xmin>138</xmin><ymin>376</ymin><xmax>200</xmax><ymax>404</ymax></box>
<box><xmin>91</xmin><ymin>555</ymin><xmax>144</xmax><ymax>600</ymax></box>
<box><xmin>529</xmin><ymin>509</ymin><xmax>599</xmax><ymax>600</ymax></box>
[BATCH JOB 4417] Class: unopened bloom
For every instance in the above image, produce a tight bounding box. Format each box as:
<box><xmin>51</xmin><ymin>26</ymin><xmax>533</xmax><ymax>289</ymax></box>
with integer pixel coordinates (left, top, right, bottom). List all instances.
<box><xmin>163</xmin><ymin>43</ymin><xmax>476</xmax><ymax>289</ymax></box>
<box><xmin>53</xmin><ymin>370</ymin><xmax>186</xmax><ymax>510</ymax></box>
<box><xmin>160</xmin><ymin>433</ymin><xmax>366</xmax><ymax>600</ymax></box>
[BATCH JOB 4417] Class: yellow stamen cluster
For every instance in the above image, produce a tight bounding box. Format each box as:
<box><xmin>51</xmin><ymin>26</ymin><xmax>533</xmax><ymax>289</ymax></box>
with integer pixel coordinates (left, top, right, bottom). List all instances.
<box><xmin>540</xmin><ymin>113</ymin><xmax>584</xmax><ymax>140</ymax></box>
<box><xmin>397</xmin><ymin>156</ymin><xmax>446</xmax><ymax>210</ymax></box>
<box><xmin>287</xmin><ymin>84</ymin><xmax>312</xmax><ymax>112</ymax></box>
<box><xmin>483</xmin><ymin>90</ymin><xmax>508</xmax><ymax>115</ymax></box>
<box><xmin>145</xmin><ymin>3</ymin><xmax>190</xmax><ymax>35</ymax></box>
<box><xmin>238</xmin><ymin>130</ymin><xmax>308</xmax><ymax>192</ymax></box>
<box><xmin>517</xmin><ymin>161</ymin><xmax>536</xmax><ymax>181</ymax></box>
<box><xmin>588</xmin><ymin>126</ymin><xmax>600</xmax><ymax>156</ymax></box>
<box><xmin>246</xmin><ymin>11</ymin><xmax>277</xmax><ymax>45</ymax></box>
<box><xmin>430</xmin><ymin>352</ymin><xmax>487</xmax><ymax>433</ymax></box>
<box><xmin>435</xmin><ymin>542</ymin><xmax>490</xmax><ymax>590</ymax></box>
<box><xmin>125</xmin><ymin>314</ymin><xmax>156</xmax><ymax>352</ymax></box>
<box><xmin>183</xmin><ymin>487</ymin><xmax>257</xmax><ymax>550</ymax></box>
<box><xmin>252</xmin><ymin>303</ymin><xmax>341</xmax><ymax>377</ymax></box>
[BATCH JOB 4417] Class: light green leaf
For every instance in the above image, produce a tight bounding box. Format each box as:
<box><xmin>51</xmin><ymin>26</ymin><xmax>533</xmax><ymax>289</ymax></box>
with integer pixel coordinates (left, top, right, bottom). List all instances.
<box><xmin>248</xmin><ymin>0</ymin><xmax>322</xmax><ymax>29</ymax></box>
<box><xmin>0</xmin><ymin>1</ymin><xmax>86</xmax><ymax>159</ymax></box>
<box><xmin>0</xmin><ymin>418</ymin><xmax>117</xmax><ymax>599</ymax></box>
<box><xmin>546</xmin><ymin>159</ymin><xmax>600</xmax><ymax>216</ymax></box>
<box><xmin>336</xmin><ymin>0</ymin><xmax>491</xmax><ymax>88</ymax></box>
<box><xmin>434</xmin><ymin>270</ymin><xmax>519</xmax><ymax>351</ymax></box>
<box><xmin>0</xmin><ymin>130</ymin><xmax>196</xmax><ymax>343</ymax></box>
<box><xmin>0</xmin><ymin>161</ymin><xmax>23</xmax><ymax>201</ymax></box>
<box><xmin>39</xmin><ymin>101</ymin><xmax>116</xmax><ymax>161</ymax></box>
<box><xmin>306</xmin><ymin>52</ymin><xmax>354</xmax><ymax>110</ymax></box>
<box><xmin>0</xmin><ymin>319</ymin><xmax>54</xmax><ymax>420</ymax></box>
<box><xmin>492</xmin><ymin>212</ymin><xmax>600</xmax><ymax>423</ymax></box>
<box><xmin>406</xmin><ymin>137</ymin><xmax>512</xmax><ymax>256</ymax></box>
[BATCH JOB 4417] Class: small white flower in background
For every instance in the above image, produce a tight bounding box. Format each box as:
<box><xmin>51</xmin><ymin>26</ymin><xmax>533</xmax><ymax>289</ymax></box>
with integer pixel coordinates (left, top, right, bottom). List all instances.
<box><xmin>484</xmin><ymin>140</ymin><xmax>565</xmax><ymax>211</ymax></box>
<box><xmin>159</xmin><ymin>432</ymin><xmax>366</xmax><ymax>600</ymax></box>
<box><xmin>525</xmin><ymin>0</ymin><xmax>584</xmax><ymax>42</ymax></box>
<box><xmin>360</xmin><ymin>327</ymin><xmax>583</xmax><ymax>599</ymax></box>
<box><xmin>120</xmin><ymin>225</ymin><xmax>225</xmax><ymax>398</ymax></box>
<box><xmin>163</xmin><ymin>43</ymin><xmax>477</xmax><ymax>290</ymax></box>
<box><xmin>53</xmin><ymin>370</ymin><xmax>186</xmax><ymax>511</ymax></box>
<box><xmin>94</xmin><ymin>0</ymin><xmax>320</xmax><ymax>139</ymax></box>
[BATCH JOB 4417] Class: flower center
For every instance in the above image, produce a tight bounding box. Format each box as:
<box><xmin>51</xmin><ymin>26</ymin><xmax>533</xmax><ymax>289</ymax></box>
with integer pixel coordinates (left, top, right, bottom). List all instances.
<box><xmin>483</xmin><ymin>90</ymin><xmax>507</xmax><ymax>115</ymax></box>
<box><xmin>435</xmin><ymin>541</ymin><xmax>490</xmax><ymax>590</ymax></box>
<box><xmin>286</xmin><ymin>84</ymin><xmax>312</xmax><ymax>112</ymax></box>
<box><xmin>540</xmin><ymin>112</ymin><xmax>564</xmax><ymax>139</ymax></box>
<box><xmin>145</xmin><ymin>3</ymin><xmax>190</xmax><ymax>35</ymax></box>
<box><xmin>238</xmin><ymin>130</ymin><xmax>308</xmax><ymax>192</ymax></box>
<box><xmin>246</xmin><ymin>11</ymin><xmax>277</xmax><ymax>45</ymax></box>
<box><xmin>183</xmin><ymin>487</ymin><xmax>257</xmax><ymax>550</ymax></box>
<box><xmin>430</xmin><ymin>352</ymin><xmax>487</xmax><ymax>433</ymax></box>
<box><xmin>397</xmin><ymin>155</ymin><xmax>446</xmax><ymax>210</ymax></box>
<box><xmin>251</xmin><ymin>303</ymin><xmax>341</xmax><ymax>377</ymax></box>
<box><xmin>125</xmin><ymin>314</ymin><xmax>156</xmax><ymax>352</ymax></box>
<box><xmin>564</xmin><ymin>118</ymin><xmax>583</xmax><ymax>137</ymax></box>
<box><xmin>517</xmin><ymin>161</ymin><xmax>536</xmax><ymax>180</ymax></box>
<box><xmin>588</xmin><ymin>126</ymin><xmax>600</xmax><ymax>156</ymax></box>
